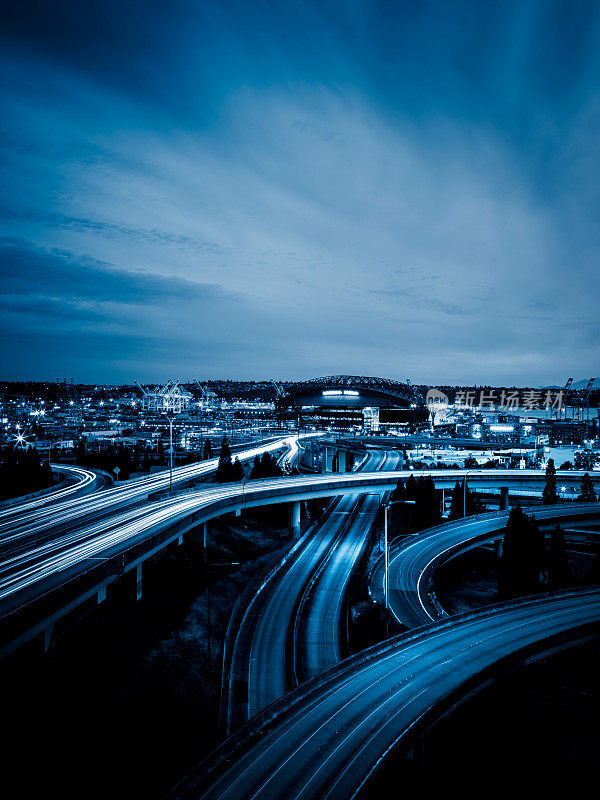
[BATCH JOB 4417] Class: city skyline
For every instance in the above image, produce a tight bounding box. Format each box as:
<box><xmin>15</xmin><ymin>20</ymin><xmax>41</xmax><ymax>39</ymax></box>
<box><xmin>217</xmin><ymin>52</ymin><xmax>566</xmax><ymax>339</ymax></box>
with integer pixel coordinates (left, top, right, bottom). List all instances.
<box><xmin>2</xmin><ymin>1</ymin><xmax>600</xmax><ymax>384</ymax></box>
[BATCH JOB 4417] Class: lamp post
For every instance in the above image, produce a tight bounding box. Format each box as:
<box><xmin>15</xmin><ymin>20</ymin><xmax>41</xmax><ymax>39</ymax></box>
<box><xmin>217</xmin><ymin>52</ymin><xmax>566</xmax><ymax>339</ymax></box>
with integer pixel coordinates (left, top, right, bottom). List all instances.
<box><xmin>383</xmin><ymin>499</ymin><xmax>416</xmax><ymax>610</ymax></box>
<box><xmin>463</xmin><ymin>470</ymin><xmax>473</xmax><ymax>518</ymax></box>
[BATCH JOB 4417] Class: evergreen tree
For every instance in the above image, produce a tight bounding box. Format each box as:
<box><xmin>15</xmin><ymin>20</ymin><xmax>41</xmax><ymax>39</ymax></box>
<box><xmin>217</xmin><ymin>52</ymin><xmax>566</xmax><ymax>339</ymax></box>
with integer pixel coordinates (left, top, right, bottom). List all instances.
<box><xmin>231</xmin><ymin>458</ymin><xmax>245</xmax><ymax>481</ymax></box>
<box><xmin>216</xmin><ymin>437</ymin><xmax>233</xmax><ymax>482</ymax></box>
<box><xmin>203</xmin><ymin>438</ymin><xmax>213</xmax><ymax>460</ymax></box>
<box><xmin>579</xmin><ymin>472</ymin><xmax>597</xmax><ymax>503</ymax></box>
<box><xmin>250</xmin><ymin>455</ymin><xmax>261</xmax><ymax>479</ymax></box>
<box><xmin>391</xmin><ymin>478</ymin><xmax>406</xmax><ymax>502</ymax></box>
<box><xmin>405</xmin><ymin>474</ymin><xmax>418</xmax><ymax>501</ymax></box>
<box><xmin>448</xmin><ymin>479</ymin><xmax>482</xmax><ymax>520</ymax></box>
<box><xmin>542</xmin><ymin>458</ymin><xmax>558</xmax><ymax>505</ymax></box>
<box><xmin>499</xmin><ymin>505</ymin><xmax>544</xmax><ymax>598</ymax></box>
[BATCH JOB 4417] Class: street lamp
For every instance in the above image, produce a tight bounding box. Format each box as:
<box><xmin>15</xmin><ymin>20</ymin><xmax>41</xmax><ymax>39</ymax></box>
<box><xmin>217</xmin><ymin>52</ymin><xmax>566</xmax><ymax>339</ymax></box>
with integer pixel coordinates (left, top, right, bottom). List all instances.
<box><xmin>463</xmin><ymin>470</ymin><xmax>473</xmax><ymax>518</ymax></box>
<box><xmin>383</xmin><ymin>499</ymin><xmax>416</xmax><ymax>610</ymax></box>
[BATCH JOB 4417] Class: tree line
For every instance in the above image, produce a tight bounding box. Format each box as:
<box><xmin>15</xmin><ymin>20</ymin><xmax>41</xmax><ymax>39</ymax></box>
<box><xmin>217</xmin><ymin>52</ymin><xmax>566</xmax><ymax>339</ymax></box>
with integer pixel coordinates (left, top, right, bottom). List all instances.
<box><xmin>0</xmin><ymin>447</ymin><xmax>55</xmax><ymax>501</ymax></box>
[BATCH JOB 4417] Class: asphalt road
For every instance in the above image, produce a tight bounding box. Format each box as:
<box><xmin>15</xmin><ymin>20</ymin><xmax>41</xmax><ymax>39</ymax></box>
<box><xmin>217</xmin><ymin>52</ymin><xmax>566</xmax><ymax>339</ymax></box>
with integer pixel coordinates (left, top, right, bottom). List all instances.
<box><xmin>375</xmin><ymin>503</ymin><xmax>600</xmax><ymax>628</ymax></box>
<box><xmin>185</xmin><ymin>588</ymin><xmax>600</xmax><ymax>800</ymax></box>
<box><xmin>296</xmin><ymin>451</ymin><xmax>400</xmax><ymax>682</ymax></box>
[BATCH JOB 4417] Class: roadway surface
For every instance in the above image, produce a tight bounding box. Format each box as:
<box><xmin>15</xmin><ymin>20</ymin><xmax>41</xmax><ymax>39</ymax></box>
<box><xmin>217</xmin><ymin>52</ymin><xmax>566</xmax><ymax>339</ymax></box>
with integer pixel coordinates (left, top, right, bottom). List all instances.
<box><xmin>0</xmin><ymin>436</ymin><xmax>299</xmax><ymax>553</ymax></box>
<box><xmin>296</xmin><ymin>451</ymin><xmax>400</xmax><ymax>683</ymax></box>
<box><xmin>176</xmin><ymin>587</ymin><xmax>600</xmax><ymax>800</ymax></box>
<box><xmin>246</xmin><ymin>450</ymin><xmax>392</xmax><ymax>720</ymax></box>
<box><xmin>0</xmin><ymin>464</ymin><xmax>102</xmax><ymax>516</ymax></box>
<box><xmin>374</xmin><ymin>503</ymin><xmax>600</xmax><ymax>628</ymax></box>
<box><xmin>2</xmin><ymin>467</ymin><xmax>599</xmax><ymax>657</ymax></box>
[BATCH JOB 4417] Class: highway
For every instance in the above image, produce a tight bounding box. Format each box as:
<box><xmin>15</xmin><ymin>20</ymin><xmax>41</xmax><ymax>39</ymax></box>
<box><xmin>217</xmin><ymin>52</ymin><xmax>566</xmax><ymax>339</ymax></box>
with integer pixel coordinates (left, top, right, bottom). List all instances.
<box><xmin>176</xmin><ymin>587</ymin><xmax>600</xmax><ymax>800</ymax></box>
<box><xmin>295</xmin><ymin>451</ymin><xmax>401</xmax><ymax>683</ymax></box>
<box><xmin>2</xmin><ymin>467</ymin><xmax>599</xmax><ymax>657</ymax></box>
<box><xmin>375</xmin><ymin>503</ymin><xmax>600</xmax><ymax>628</ymax></box>
<box><xmin>0</xmin><ymin>464</ymin><xmax>100</xmax><ymax>516</ymax></box>
<box><xmin>245</xmin><ymin>450</ymin><xmax>391</xmax><ymax>720</ymax></box>
<box><xmin>0</xmin><ymin>436</ymin><xmax>299</xmax><ymax>547</ymax></box>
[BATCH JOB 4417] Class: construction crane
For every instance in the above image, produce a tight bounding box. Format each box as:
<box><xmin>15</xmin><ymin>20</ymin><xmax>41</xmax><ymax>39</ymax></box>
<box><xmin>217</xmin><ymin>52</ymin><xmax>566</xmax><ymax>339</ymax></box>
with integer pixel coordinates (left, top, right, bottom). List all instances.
<box><xmin>195</xmin><ymin>381</ymin><xmax>218</xmax><ymax>408</ymax></box>
<box><xmin>555</xmin><ymin>377</ymin><xmax>573</xmax><ymax>418</ymax></box>
<box><xmin>271</xmin><ymin>381</ymin><xmax>286</xmax><ymax>399</ymax></box>
<box><xmin>134</xmin><ymin>380</ymin><xmax>192</xmax><ymax>414</ymax></box>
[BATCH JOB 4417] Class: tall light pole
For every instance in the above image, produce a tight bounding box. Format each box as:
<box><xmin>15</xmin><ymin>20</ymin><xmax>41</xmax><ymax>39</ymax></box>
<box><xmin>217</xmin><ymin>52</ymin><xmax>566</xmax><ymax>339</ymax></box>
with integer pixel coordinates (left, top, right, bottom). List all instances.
<box><xmin>169</xmin><ymin>416</ymin><xmax>174</xmax><ymax>494</ymax></box>
<box><xmin>463</xmin><ymin>470</ymin><xmax>473</xmax><ymax>518</ymax></box>
<box><xmin>383</xmin><ymin>499</ymin><xmax>416</xmax><ymax>610</ymax></box>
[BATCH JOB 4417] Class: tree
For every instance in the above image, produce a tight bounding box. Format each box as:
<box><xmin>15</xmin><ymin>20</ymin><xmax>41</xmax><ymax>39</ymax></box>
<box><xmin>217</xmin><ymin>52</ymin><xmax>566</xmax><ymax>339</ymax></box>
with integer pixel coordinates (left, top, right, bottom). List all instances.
<box><xmin>448</xmin><ymin>479</ymin><xmax>483</xmax><ymax>520</ymax></box>
<box><xmin>231</xmin><ymin>457</ymin><xmax>245</xmax><ymax>481</ymax></box>
<box><xmin>391</xmin><ymin>478</ymin><xmax>406</xmax><ymax>502</ymax></box>
<box><xmin>203</xmin><ymin>438</ymin><xmax>213</xmax><ymax>460</ymax></box>
<box><xmin>499</xmin><ymin>505</ymin><xmax>544</xmax><ymax>598</ymax></box>
<box><xmin>250</xmin><ymin>455</ymin><xmax>261</xmax><ymax>479</ymax></box>
<box><xmin>412</xmin><ymin>475</ymin><xmax>442</xmax><ymax>531</ymax></box>
<box><xmin>215</xmin><ymin>437</ymin><xmax>233</xmax><ymax>482</ymax></box>
<box><xmin>579</xmin><ymin>472</ymin><xmax>597</xmax><ymax>503</ymax></box>
<box><xmin>405</xmin><ymin>474</ymin><xmax>418</xmax><ymax>501</ymax></box>
<box><xmin>548</xmin><ymin>524</ymin><xmax>569</xmax><ymax>589</ymax></box>
<box><xmin>542</xmin><ymin>458</ymin><xmax>558</xmax><ymax>505</ymax></box>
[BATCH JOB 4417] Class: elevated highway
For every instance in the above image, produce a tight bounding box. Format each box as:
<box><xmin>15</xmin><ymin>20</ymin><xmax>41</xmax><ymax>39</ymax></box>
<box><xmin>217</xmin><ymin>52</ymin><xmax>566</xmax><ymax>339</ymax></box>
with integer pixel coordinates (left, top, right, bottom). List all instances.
<box><xmin>173</xmin><ymin>586</ymin><xmax>600</xmax><ymax>800</ymax></box>
<box><xmin>0</xmin><ymin>436</ymin><xmax>300</xmax><ymax>548</ymax></box>
<box><xmin>373</xmin><ymin>503</ymin><xmax>600</xmax><ymax>628</ymax></box>
<box><xmin>2</xmin><ymin>468</ymin><xmax>599</xmax><ymax>658</ymax></box>
<box><xmin>0</xmin><ymin>464</ymin><xmax>101</xmax><ymax>515</ymax></box>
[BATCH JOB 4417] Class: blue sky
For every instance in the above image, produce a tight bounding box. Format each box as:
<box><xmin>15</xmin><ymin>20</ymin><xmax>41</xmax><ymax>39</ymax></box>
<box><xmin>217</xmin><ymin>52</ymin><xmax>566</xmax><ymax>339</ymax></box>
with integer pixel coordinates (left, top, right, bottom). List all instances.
<box><xmin>1</xmin><ymin>0</ymin><xmax>599</xmax><ymax>384</ymax></box>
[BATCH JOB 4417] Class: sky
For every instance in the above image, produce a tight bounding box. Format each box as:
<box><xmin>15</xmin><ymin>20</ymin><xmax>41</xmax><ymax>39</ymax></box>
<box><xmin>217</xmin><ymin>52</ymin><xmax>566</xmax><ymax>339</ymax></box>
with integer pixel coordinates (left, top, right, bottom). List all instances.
<box><xmin>1</xmin><ymin>0</ymin><xmax>599</xmax><ymax>385</ymax></box>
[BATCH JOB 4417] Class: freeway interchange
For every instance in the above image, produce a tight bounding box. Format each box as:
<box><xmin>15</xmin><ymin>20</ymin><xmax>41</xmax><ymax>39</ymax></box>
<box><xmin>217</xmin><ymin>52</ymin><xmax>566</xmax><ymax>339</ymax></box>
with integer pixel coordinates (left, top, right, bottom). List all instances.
<box><xmin>1</xmin><ymin>439</ymin><xmax>599</xmax><ymax>796</ymax></box>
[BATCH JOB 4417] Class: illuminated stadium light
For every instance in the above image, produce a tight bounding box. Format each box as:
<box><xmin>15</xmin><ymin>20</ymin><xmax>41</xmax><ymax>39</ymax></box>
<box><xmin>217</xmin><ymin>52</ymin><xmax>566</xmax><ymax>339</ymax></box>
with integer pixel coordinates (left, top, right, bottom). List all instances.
<box><xmin>343</xmin><ymin>390</ymin><xmax>359</xmax><ymax>396</ymax></box>
<box><xmin>322</xmin><ymin>390</ymin><xmax>343</xmax><ymax>396</ymax></box>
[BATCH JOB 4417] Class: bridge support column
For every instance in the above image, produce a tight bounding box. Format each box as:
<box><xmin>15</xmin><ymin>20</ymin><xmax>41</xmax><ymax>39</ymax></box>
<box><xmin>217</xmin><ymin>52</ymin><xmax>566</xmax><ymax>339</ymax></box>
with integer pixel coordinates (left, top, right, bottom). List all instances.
<box><xmin>289</xmin><ymin>500</ymin><xmax>301</xmax><ymax>538</ymax></box>
<box><xmin>136</xmin><ymin>564</ymin><xmax>143</xmax><ymax>601</ymax></box>
<box><xmin>203</xmin><ymin>522</ymin><xmax>208</xmax><ymax>561</ymax></box>
<box><xmin>97</xmin><ymin>585</ymin><xmax>107</xmax><ymax>604</ymax></box>
<box><xmin>500</xmin><ymin>486</ymin><xmax>509</xmax><ymax>510</ymax></box>
<box><xmin>338</xmin><ymin>449</ymin><xmax>347</xmax><ymax>473</ymax></box>
<box><xmin>494</xmin><ymin>538</ymin><xmax>503</xmax><ymax>559</ymax></box>
<box><xmin>322</xmin><ymin>446</ymin><xmax>333</xmax><ymax>472</ymax></box>
<box><xmin>177</xmin><ymin>534</ymin><xmax>184</xmax><ymax>546</ymax></box>
<box><xmin>235</xmin><ymin>508</ymin><xmax>241</xmax><ymax>517</ymax></box>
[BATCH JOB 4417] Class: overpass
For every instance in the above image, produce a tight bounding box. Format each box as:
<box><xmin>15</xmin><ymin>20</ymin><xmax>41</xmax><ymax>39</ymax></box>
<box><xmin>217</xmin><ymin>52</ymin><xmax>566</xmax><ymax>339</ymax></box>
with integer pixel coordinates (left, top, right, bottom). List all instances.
<box><xmin>2</xmin><ymin>467</ymin><xmax>599</xmax><ymax>659</ymax></box>
<box><xmin>171</xmin><ymin>585</ymin><xmax>600</xmax><ymax>800</ymax></box>
<box><xmin>371</xmin><ymin>503</ymin><xmax>600</xmax><ymax>628</ymax></box>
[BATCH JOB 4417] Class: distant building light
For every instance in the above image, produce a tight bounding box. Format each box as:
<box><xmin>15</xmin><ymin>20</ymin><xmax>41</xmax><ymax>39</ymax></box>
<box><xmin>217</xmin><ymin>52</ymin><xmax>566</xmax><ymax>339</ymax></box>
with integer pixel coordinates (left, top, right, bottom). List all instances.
<box><xmin>490</xmin><ymin>424</ymin><xmax>514</xmax><ymax>433</ymax></box>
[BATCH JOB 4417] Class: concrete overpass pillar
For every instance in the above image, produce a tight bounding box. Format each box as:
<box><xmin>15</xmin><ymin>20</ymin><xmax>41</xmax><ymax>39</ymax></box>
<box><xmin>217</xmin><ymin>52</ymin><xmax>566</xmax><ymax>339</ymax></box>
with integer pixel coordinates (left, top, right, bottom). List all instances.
<box><xmin>323</xmin><ymin>447</ymin><xmax>333</xmax><ymax>472</ymax></box>
<box><xmin>289</xmin><ymin>500</ymin><xmax>301</xmax><ymax>538</ymax></box>
<box><xmin>494</xmin><ymin>538</ymin><xmax>503</xmax><ymax>559</ymax></box>
<box><xmin>235</xmin><ymin>508</ymin><xmax>241</xmax><ymax>517</ymax></box>
<box><xmin>136</xmin><ymin>564</ymin><xmax>143</xmax><ymax>601</ymax></box>
<box><xmin>338</xmin><ymin>449</ymin><xmax>347</xmax><ymax>473</ymax></box>
<box><xmin>500</xmin><ymin>486</ymin><xmax>509</xmax><ymax>510</ymax></box>
<box><xmin>97</xmin><ymin>585</ymin><xmax>107</xmax><ymax>604</ymax></box>
<box><xmin>203</xmin><ymin>522</ymin><xmax>208</xmax><ymax>561</ymax></box>
<box><xmin>177</xmin><ymin>533</ymin><xmax>184</xmax><ymax>546</ymax></box>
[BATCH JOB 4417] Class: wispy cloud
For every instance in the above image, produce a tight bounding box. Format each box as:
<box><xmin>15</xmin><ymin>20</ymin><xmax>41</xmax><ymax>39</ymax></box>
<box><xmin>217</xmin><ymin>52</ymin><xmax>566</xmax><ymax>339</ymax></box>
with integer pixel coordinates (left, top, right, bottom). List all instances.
<box><xmin>1</xmin><ymin>1</ymin><xmax>599</xmax><ymax>383</ymax></box>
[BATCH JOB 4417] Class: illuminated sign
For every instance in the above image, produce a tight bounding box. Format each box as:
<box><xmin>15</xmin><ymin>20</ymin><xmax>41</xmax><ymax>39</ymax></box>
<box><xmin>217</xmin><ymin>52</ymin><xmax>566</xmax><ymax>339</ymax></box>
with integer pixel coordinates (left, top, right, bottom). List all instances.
<box><xmin>490</xmin><ymin>424</ymin><xmax>514</xmax><ymax>433</ymax></box>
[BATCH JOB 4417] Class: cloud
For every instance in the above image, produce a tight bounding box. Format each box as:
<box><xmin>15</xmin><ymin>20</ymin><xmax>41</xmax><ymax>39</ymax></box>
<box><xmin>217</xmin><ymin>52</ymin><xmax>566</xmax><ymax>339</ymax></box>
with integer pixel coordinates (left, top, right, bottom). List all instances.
<box><xmin>0</xmin><ymin>2</ymin><xmax>599</xmax><ymax>384</ymax></box>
